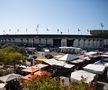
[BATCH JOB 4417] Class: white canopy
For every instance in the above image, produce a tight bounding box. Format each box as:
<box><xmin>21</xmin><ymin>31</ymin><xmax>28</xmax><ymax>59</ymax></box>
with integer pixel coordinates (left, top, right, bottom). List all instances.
<box><xmin>0</xmin><ymin>83</ymin><xmax>6</xmax><ymax>89</ymax></box>
<box><xmin>44</xmin><ymin>49</ymin><xmax>50</xmax><ymax>52</ymax></box>
<box><xmin>54</xmin><ymin>55</ymin><xmax>62</xmax><ymax>59</ymax></box>
<box><xmin>100</xmin><ymin>55</ymin><xmax>108</xmax><ymax>57</ymax></box>
<box><xmin>103</xmin><ymin>52</ymin><xmax>108</xmax><ymax>55</ymax></box>
<box><xmin>69</xmin><ymin>59</ymin><xmax>84</xmax><ymax>64</ymax></box>
<box><xmin>55</xmin><ymin>63</ymin><xmax>75</xmax><ymax>68</ymax></box>
<box><xmin>85</xmin><ymin>51</ymin><xmax>97</xmax><ymax>55</ymax></box>
<box><xmin>43</xmin><ymin>59</ymin><xmax>59</xmax><ymax>65</ymax></box>
<box><xmin>35</xmin><ymin>64</ymin><xmax>48</xmax><ymax>69</ymax></box>
<box><xmin>58</xmin><ymin>54</ymin><xmax>78</xmax><ymax>61</ymax></box>
<box><xmin>0</xmin><ymin>73</ymin><xmax>21</xmax><ymax>83</ymax></box>
<box><xmin>105</xmin><ymin>63</ymin><xmax>108</xmax><ymax>67</ymax></box>
<box><xmin>83</xmin><ymin>64</ymin><xmax>106</xmax><ymax>74</ymax></box>
<box><xmin>43</xmin><ymin>59</ymin><xmax>75</xmax><ymax>68</ymax></box>
<box><xmin>71</xmin><ymin>70</ymin><xmax>96</xmax><ymax>84</ymax></box>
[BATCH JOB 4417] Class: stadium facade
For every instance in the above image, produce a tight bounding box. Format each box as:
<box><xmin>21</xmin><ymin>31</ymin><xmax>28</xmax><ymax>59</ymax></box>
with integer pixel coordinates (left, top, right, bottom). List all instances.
<box><xmin>0</xmin><ymin>30</ymin><xmax>108</xmax><ymax>50</ymax></box>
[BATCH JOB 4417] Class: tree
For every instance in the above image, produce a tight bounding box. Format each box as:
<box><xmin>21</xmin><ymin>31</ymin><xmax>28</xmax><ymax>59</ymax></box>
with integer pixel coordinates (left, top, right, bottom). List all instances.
<box><xmin>0</xmin><ymin>46</ymin><xmax>27</xmax><ymax>65</ymax></box>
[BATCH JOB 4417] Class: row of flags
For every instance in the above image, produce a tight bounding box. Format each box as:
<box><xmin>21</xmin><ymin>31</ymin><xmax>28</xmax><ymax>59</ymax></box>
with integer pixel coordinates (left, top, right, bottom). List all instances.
<box><xmin>2</xmin><ymin>28</ymin><xmax>88</xmax><ymax>34</ymax></box>
<box><xmin>2</xmin><ymin>23</ymin><xmax>104</xmax><ymax>34</ymax></box>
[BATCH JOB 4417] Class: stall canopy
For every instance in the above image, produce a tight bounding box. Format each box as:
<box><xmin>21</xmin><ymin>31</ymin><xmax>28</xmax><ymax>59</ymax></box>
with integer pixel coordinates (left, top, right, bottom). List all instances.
<box><xmin>22</xmin><ymin>66</ymin><xmax>39</xmax><ymax>73</ymax></box>
<box><xmin>83</xmin><ymin>64</ymin><xmax>106</xmax><ymax>74</ymax></box>
<box><xmin>34</xmin><ymin>70</ymin><xmax>48</xmax><ymax>76</ymax></box>
<box><xmin>42</xmin><ymin>59</ymin><xmax>75</xmax><ymax>68</ymax></box>
<box><xmin>34</xmin><ymin>64</ymin><xmax>48</xmax><ymax>69</ymax></box>
<box><xmin>58</xmin><ymin>54</ymin><xmax>78</xmax><ymax>61</ymax></box>
<box><xmin>0</xmin><ymin>73</ymin><xmax>20</xmax><ymax>83</ymax></box>
<box><xmin>71</xmin><ymin>70</ymin><xmax>96</xmax><ymax>84</ymax></box>
<box><xmin>69</xmin><ymin>59</ymin><xmax>84</xmax><ymax>64</ymax></box>
<box><xmin>21</xmin><ymin>74</ymin><xmax>37</xmax><ymax>81</ymax></box>
<box><xmin>0</xmin><ymin>83</ymin><xmax>6</xmax><ymax>89</ymax></box>
<box><xmin>85</xmin><ymin>51</ymin><xmax>97</xmax><ymax>55</ymax></box>
<box><xmin>21</xmin><ymin>70</ymin><xmax>48</xmax><ymax>81</ymax></box>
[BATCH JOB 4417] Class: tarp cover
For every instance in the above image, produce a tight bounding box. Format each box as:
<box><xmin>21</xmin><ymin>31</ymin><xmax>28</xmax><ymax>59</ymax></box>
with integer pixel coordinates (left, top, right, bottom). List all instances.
<box><xmin>0</xmin><ymin>73</ymin><xmax>20</xmax><ymax>83</ymax></box>
<box><xmin>71</xmin><ymin>70</ymin><xmax>96</xmax><ymax>83</ymax></box>
<box><xmin>83</xmin><ymin>64</ymin><xmax>106</xmax><ymax>74</ymax></box>
<box><xmin>0</xmin><ymin>83</ymin><xmax>6</xmax><ymax>89</ymax></box>
<box><xmin>58</xmin><ymin>54</ymin><xmax>78</xmax><ymax>61</ymax></box>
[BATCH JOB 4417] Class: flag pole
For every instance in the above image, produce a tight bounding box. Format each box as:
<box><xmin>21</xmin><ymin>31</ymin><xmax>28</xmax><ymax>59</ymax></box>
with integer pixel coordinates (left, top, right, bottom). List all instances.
<box><xmin>101</xmin><ymin>23</ymin><xmax>104</xmax><ymax>29</ymax></box>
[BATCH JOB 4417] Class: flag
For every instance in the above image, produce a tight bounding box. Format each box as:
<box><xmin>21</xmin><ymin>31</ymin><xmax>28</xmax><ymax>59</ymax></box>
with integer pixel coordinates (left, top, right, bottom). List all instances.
<box><xmin>46</xmin><ymin>28</ymin><xmax>49</xmax><ymax>31</ymax></box>
<box><xmin>78</xmin><ymin>28</ymin><xmax>80</xmax><ymax>31</ymax></box>
<box><xmin>68</xmin><ymin>28</ymin><xmax>69</xmax><ymax>33</ymax></box>
<box><xmin>17</xmin><ymin>29</ymin><xmax>19</xmax><ymax>32</ymax></box>
<box><xmin>37</xmin><ymin>24</ymin><xmax>39</xmax><ymax>28</ymax></box>
<box><xmin>57</xmin><ymin>29</ymin><xmax>59</xmax><ymax>32</ymax></box>
<box><xmin>36</xmin><ymin>24</ymin><xmax>39</xmax><ymax>34</ymax></box>
<box><xmin>61</xmin><ymin>32</ymin><xmax>63</xmax><ymax>34</ymax></box>
<box><xmin>9</xmin><ymin>29</ymin><xmax>11</xmax><ymax>32</ymax></box>
<box><xmin>36</xmin><ymin>28</ymin><xmax>38</xmax><ymax>32</ymax></box>
<box><xmin>87</xmin><ymin>29</ymin><xmax>89</xmax><ymax>32</ymax></box>
<box><xmin>101</xmin><ymin>23</ymin><xmax>104</xmax><ymax>28</ymax></box>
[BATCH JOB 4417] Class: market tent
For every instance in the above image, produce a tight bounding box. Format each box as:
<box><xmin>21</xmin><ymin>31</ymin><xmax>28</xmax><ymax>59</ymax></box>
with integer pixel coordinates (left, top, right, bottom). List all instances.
<box><xmin>103</xmin><ymin>52</ymin><xmax>108</xmax><ymax>55</ymax></box>
<box><xmin>22</xmin><ymin>66</ymin><xmax>39</xmax><ymax>73</ymax></box>
<box><xmin>71</xmin><ymin>70</ymin><xmax>96</xmax><ymax>84</ymax></box>
<box><xmin>83</xmin><ymin>64</ymin><xmax>106</xmax><ymax>74</ymax></box>
<box><xmin>21</xmin><ymin>74</ymin><xmax>37</xmax><ymax>81</ymax></box>
<box><xmin>54</xmin><ymin>55</ymin><xmax>62</xmax><ymax>59</ymax></box>
<box><xmin>58</xmin><ymin>54</ymin><xmax>78</xmax><ymax>61</ymax></box>
<box><xmin>34</xmin><ymin>70</ymin><xmax>48</xmax><ymax>76</ymax></box>
<box><xmin>0</xmin><ymin>83</ymin><xmax>6</xmax><ymax>89</ymax></box>
<box><xmin>0</xmin><ymin>73</ymin><xmax>20</xmax><ymax>83</ymax></box>
<box><xmin>55</xmin><ymin>63</ymin><xmax>75</xmax><ymax>69</ymax></box>
<box><xmin>69</xmin><ymin>59</ymin><xmax>84</xmax><ymax>64</ymax></box>
<box><xmin>42</xmin><ymin>59</ymin><xmax>65</xmax><ymax>66</ymax></box>
<box><xmin>34</xmin><ymin>64</ymin><xmax>48</xmax><ymax>69</ymax></box>
<box><xmin>42</xmin><ymin>59</ymin><xmax>75</xmax><ymax>68</ymax></box>
<box><xmin>100</xmin><ymin>54</ymin><xmax>108</xmax><ymax>58</ymax></box>
<box><xmin>79</xmin><ymin>55</ymin><xmax>90</xmax><ymax>60</ymax></box>
<box><xmin>21</xmin><ymin>70</ymin><xmax>48</xmax><ymax>80</ymax></box>
<box><xmin>105</xmin><ymin>63</ymin><xmax>108</xmax><ymax>67</ymax></box>
<box><xmin>84</xmin><ymin>51</ymin><xmax>98</xmax><ymax>58</ymax></box>
<box><xmin>85</xmin><ymin>51</ymin><xmax>97</xmax><ymax>55</ymax></box>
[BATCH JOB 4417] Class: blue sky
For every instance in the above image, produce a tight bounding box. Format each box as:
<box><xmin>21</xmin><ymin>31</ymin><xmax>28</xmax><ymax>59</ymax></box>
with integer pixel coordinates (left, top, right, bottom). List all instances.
<box><xmin>0</xmin><ymin>0</ymin><xmax>108</xmax><ymax>35</ymax></box>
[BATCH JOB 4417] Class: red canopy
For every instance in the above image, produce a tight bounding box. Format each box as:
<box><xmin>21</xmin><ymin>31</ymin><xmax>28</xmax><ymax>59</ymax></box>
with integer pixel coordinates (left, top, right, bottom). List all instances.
<box><xmin>21</xmin><ymin>74</ymin><xmax>37</xmax><ymax>81</ymax></box>
<box><xmin>22</xmin><ymin>66</ymin><xmax>39</xmax><ymax>73</ymax></box>
<box><xmin>34</xmin><ymin>70</ymin><xmax>48</xmax><ymax>76</ymax></box>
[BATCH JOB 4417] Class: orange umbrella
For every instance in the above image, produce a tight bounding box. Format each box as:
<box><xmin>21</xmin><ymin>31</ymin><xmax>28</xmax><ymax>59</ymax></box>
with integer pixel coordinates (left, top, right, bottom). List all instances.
<box><xmin>21</xmin><ymin>74</ymin><xmax>37</xmax><ymax>81</ymax></box>
<box><xmin>34</xmin><ymin>70</ymin><xmax>48</xmax><ymax>76</ymax></box>
<box><xmin>22</xmin><ymin>66</ymin><xmax>39</xmax><ymax>73</ymax></box>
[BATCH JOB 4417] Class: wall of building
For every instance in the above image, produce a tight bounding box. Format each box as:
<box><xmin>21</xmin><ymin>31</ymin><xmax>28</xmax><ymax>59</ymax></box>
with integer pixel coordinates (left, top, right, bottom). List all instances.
<box><xmin>0</xmin><ymin>35</ymin><xmax>105</xmax><ymax>50</ymax></box>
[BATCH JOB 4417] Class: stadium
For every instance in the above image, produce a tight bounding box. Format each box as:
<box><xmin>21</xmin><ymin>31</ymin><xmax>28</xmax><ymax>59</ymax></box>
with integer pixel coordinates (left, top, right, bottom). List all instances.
<box><xmin>0</xmin><ymin>29</ymin><xmax>108</xmax><ymax>50</ymax></box>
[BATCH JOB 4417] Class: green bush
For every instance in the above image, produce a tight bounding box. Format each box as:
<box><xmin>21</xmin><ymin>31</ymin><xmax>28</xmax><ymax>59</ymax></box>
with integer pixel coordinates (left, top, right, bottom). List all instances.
<box><xmin>0</xmin><ymin>46</ymin><xmax>27</xmax><ymax>65</ymax></box>
<box><xmin>22</xmin><ymin>75</ymin><xmax>66</xmax><ymax>90</ymax></box>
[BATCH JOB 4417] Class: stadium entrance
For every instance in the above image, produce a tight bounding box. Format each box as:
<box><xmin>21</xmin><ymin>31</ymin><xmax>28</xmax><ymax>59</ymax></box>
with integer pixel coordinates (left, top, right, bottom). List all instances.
<box><xmin>67</xmin><ymin>40</ymin><xmax>74</xmax><ymax>46</ymax></box>
<box><xmin>53</xmin><ymin>39</ymin><xmax>61</xmax><ymax>47</ymax></box>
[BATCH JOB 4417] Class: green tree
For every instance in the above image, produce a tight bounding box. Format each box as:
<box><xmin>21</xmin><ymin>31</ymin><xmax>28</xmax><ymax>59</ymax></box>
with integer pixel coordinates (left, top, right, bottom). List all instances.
<box><xmin>0</xmin><ymin>46</ymin><xmax>26</xmax><ymax>65</ymax></box>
